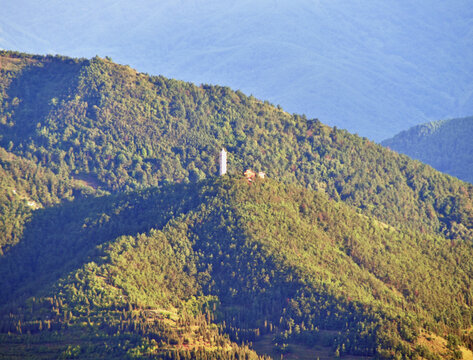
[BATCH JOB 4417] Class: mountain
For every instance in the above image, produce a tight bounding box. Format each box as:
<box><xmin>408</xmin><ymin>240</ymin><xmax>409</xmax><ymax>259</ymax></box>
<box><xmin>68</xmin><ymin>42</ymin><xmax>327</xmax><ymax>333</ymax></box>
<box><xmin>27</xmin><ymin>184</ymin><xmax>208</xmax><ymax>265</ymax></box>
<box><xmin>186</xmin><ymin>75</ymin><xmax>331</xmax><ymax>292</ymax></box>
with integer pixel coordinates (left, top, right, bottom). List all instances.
<box><xmin>0</xmin><ymin>146</ymin><xmax>99</xmax><ymax>253</ymax></box>
<box><xmin>381</xmin><ymin>117</ymin><xmax>473</xmax><ymax>184</ymax></box>
<box><xmin>1</xmin><ymin>176</ymin><xmax>473</xmax><ymax>359</ymax></box>
<box><xmin>1</xmin><ymin>51</ymin><xmax>473</xmax><ymax>359</ymax></box>
<box><xmin>1</xmin><ymin>0</ymin><xmax>473</xmax><ymax>140</ymax></box>
<box><xmin>1</xmin><ymin>51</ymin><xmax>472</xmax><ymax>246</ymax></box>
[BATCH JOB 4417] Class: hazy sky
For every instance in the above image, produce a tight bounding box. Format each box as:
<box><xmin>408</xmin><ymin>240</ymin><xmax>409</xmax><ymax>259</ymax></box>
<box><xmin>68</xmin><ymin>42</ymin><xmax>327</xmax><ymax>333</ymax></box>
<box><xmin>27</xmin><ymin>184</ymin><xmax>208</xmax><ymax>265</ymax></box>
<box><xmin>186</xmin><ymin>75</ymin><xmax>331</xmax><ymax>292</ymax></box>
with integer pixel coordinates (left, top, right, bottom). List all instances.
<box><xmin>1</xmin><ymin>0</ymin><xmax>472</xmax><ymax>140</ymax></box>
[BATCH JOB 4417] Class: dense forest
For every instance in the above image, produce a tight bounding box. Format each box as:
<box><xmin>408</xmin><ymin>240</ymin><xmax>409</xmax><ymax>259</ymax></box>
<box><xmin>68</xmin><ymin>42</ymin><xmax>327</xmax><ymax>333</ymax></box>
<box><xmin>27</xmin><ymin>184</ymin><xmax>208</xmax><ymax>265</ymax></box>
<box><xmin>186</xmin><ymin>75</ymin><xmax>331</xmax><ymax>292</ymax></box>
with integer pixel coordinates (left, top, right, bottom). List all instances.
<box><xmin>1</xmin><ymin>51</ymin><xmax>473</xmax><ymax>359</ymax></box>
<box><xmin>0</xmin><ymin>146</ymin><xmax>100</xmax><ymax>253</ymax></box>
<box><xmin>0</xmin><ymin>51</ymin><xmax>472</xmax><ymax>242</ymax></box>
<box><xmin>1</xmin><ymin>177</ymin><xmax>473</xmax><ymax>359</ymax></box>
<box><xmin>381</xmin><ymin>117</ymin><xmax>473</xmax><ymax>184</ymax></box>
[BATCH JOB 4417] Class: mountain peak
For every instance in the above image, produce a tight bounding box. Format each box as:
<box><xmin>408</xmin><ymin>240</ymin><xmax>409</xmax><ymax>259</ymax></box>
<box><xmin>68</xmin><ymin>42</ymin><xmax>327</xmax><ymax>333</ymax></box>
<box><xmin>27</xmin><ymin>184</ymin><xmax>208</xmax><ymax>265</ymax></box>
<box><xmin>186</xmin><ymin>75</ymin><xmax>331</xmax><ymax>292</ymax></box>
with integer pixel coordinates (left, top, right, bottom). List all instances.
<box><xmin>381</xmin><ymin>116</ymin><xmax>473</xmax><ymax>183</ymax></box>
<box><xmin>1</xmin><ymin>51</ymin><xmax>473</xmax><ymax>359</ymax></box>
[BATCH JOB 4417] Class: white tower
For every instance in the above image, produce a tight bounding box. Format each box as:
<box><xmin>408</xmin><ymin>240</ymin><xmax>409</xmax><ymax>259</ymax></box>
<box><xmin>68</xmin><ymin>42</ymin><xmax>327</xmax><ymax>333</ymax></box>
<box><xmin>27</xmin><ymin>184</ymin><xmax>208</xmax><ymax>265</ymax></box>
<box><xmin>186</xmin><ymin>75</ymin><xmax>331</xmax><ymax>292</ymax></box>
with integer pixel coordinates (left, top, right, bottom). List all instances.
<box><xmin>219</xmin><ymin>148</ymin><xmax>227</xmax><ymax>176</ymax></box>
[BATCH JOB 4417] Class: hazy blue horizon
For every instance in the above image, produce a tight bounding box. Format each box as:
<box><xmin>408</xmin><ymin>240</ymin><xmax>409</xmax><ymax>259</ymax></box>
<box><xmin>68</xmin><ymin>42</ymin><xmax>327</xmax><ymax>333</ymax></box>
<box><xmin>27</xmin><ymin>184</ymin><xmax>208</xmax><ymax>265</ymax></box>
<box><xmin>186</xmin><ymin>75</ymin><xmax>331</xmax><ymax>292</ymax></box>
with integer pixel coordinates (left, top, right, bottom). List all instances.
<box><xmin>2</xmin><ymin>0</ymin><xmax>472</xmax><ymax>140</ymax></box>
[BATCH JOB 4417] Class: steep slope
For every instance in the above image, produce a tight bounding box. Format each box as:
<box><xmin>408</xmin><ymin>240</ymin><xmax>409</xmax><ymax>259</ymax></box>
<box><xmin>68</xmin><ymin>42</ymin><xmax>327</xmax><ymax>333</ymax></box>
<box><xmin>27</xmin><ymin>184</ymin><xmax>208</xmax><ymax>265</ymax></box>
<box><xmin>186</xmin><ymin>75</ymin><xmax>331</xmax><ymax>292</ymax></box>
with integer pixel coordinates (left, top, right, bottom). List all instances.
<box><xmin>2</xmin><ymin>0</ymin><xmax>473</xmax><ymax>140</ymax></box>
<box><xmin>1</xmin><ymin>51</ymin><xmax>472</xmax><ymax>245</ymax></box>
<box><xmin>0</xmin><ymin>180</ymin><xmax>264</xmax><ymax>359</ymax></box>
<box><xmin>0</xmin><ymin>177</ymin><xmax>472</xmax><ymax>359</ymax></box>
<box><xmin>381</xmin><ymin>117</ymin><xmax>473</xmax><ymax>184</ymax></box>
<box><xmin>0</xmin><ymin>147</ymin><xmax>97</xmax><ymax>254</ymax></box>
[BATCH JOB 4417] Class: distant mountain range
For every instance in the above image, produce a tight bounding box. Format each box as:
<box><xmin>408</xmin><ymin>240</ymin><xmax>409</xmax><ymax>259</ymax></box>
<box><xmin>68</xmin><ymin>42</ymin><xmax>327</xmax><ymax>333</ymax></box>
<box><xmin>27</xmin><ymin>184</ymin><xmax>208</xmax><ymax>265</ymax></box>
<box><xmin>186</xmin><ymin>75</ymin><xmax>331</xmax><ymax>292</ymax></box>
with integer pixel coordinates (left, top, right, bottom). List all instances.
<box><xmin>1</xmin><ymin>51</ymin><xmax>473</xmax><ymax>359</ymax></box>
<box><xmin>1</xmin><ymin>0</ymin><xmax>473</xmax><ymax>140</ymax></box>
<box><xmin>382</xmin><ymin>117</ymin><xmax>473</xmax><ymax>184</ymax></box>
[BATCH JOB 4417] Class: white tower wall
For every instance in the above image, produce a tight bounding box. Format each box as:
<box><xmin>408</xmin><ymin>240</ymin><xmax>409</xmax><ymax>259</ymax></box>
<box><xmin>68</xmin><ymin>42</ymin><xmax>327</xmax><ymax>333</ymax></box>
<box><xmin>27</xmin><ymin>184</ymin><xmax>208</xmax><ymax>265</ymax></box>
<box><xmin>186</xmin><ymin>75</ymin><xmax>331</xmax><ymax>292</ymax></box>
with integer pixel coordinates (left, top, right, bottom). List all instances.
<box><xmin>219</xmin><ymin>148</ymin><xmax>227</xmax><ymax>176</ymax></box>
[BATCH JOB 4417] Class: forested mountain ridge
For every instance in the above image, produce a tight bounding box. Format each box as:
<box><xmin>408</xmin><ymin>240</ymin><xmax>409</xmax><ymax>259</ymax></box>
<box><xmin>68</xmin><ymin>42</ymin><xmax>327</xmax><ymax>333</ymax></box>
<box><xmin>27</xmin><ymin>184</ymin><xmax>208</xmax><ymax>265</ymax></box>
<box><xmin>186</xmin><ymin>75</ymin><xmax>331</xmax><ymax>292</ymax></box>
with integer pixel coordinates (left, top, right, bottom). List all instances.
<box><xmin>3</xmin><ymin>0</ymin><xmax>473</xmax><ymax>140</ymax></box>
<box><xmin>1</xmin><ymin>51</ymin><xmax>472</xmax><ymax>244</ymax></box>
<box><xmin>0</xmin><ymin>146</ymin><xmax>98</xmax><ymax>253</ymax></box>
<box><xmin>1</xmin><ymin>51</ymin><xmax>473</xmax><ymax>359</ymax></box>
<box><xmin>381</xmin><ymin>117</ymin><xmax>473</xmax><ymax>184</ymax></box>
<box><xmin>1</xmin><ymin>177</ymin><xmax>472</xmax><ymax>359</ymax></box>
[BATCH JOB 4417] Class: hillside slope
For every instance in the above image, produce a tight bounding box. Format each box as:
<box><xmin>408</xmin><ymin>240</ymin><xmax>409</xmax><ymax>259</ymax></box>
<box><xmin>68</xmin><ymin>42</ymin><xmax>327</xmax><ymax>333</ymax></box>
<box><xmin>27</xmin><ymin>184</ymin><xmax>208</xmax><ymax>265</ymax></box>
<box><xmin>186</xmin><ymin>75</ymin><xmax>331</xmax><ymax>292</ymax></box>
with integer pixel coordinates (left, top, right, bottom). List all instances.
<box><xmin>381</xmin><ymin>117</ymin><xmax>473</xmax><ymax>184</ymax></box>
<box><xmin>0</xmin><ymin>147</ymin><xmax>97</xmax><ymax>254</ymax></box>
<box><xmin>1</xmin><ymin>177</ymin><xmax>472</xmax><ymax>359</ymax></box>
<box><xmin>1</xmin><ymin>51</ymin><xmax>472</xmax><ymax>244</ymax></box>
<box><xmin>2</xmin><ymin>0</ymin><xmax>473</xmax><ymax>140</ymax></box>
<box><xmin>1</xmin><ymin>52</ymin><xmax>473</xmax><ymax>358</ymax></box>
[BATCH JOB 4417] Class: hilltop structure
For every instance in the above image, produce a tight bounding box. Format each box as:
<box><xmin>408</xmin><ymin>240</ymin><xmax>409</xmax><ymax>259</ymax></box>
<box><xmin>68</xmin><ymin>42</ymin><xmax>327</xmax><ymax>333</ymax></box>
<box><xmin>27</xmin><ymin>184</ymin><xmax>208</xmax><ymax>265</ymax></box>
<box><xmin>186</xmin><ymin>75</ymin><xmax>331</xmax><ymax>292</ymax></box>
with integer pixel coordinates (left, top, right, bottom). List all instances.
<box><xmin>244</xmin><ymin>169</ymin><xmax>266</xmax><ymax>182</ymax></box>
<box><xmin>219</xmin><ymin>148</ymin><xmax>227</xmax><ymax>176</ymax></box>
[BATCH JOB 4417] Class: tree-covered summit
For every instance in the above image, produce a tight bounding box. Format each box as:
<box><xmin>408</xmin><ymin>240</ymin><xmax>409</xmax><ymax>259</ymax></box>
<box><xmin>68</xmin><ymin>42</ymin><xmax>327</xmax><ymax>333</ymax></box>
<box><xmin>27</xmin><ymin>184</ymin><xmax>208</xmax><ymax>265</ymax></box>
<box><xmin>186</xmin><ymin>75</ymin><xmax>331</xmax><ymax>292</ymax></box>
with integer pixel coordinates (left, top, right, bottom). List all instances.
<box><xmin>1</xmin><ymin>176</ymin><xmax>472</xmax><ymax>359</ymax></box>
<box><xmin>1</xmin><ymin>51</ymin><xmax>472</xmax><ymax>244</ymax></box>
<box><xmin>381</xmin><ymin>116</ymin><xmax>473</xmax><ymax>184</ymax></box>
<box><xmin>1</xmin><ymin>51</ymin><xmax>473</xmax><ymax>358</ymax></box>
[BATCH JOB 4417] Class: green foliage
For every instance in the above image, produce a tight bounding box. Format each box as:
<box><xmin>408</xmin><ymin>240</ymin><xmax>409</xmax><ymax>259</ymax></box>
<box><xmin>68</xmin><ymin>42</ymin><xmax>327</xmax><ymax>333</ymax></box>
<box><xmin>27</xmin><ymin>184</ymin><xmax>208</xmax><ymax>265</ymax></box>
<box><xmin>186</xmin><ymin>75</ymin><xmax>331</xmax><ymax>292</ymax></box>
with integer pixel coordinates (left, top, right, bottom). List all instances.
<box><xmin>0</xmin><ymin>51</ymin><xmax>472</xmax><ymax>245</ymax></box>
<box><xmin>382</xmin><ymin>116</ymin><xmax>473</xmax><ymax>184</ymax></box>
<box><xmin>0</xmin><ymin>177</ymin><xmax>472</xmax><ymax>358</ymax></box>
<box><xmin>0</xmin><ymin>147</ymin><xmax>95</xmax><ymax>253</ymax></box>
<box><xmin>1</xmin><ymin>51</ymin><xmax>473</xmax><ymax>359</ymax></box>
